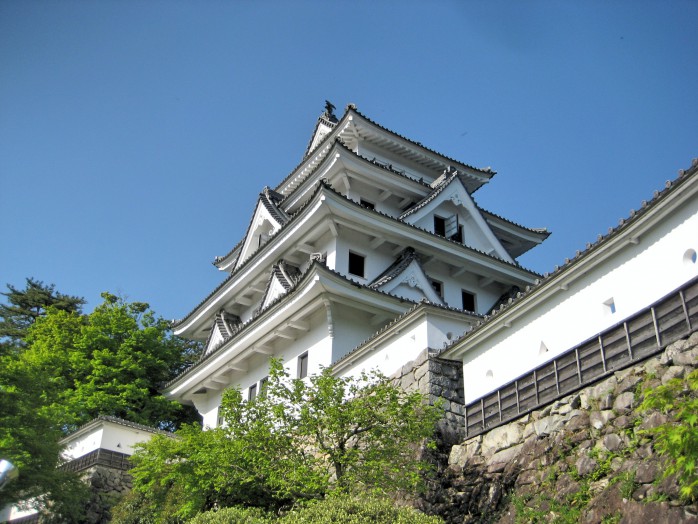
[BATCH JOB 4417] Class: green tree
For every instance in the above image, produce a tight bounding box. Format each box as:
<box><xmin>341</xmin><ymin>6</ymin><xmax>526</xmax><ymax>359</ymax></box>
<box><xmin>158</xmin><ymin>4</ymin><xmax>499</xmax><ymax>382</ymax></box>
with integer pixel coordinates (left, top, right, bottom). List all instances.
<box><xmin>115</xmin><ymin>360</ymin><xmax>440</xmax><ymax>521</ymax></box>
<box><xmin>0</xmin><ymin>277</ymin><xmax>85</xmax><ymax>354</ymax></box>
<box><xmin>0</xmin><ymin>292</ymin><xmax>202</xmax><ymax>515</ymax></box>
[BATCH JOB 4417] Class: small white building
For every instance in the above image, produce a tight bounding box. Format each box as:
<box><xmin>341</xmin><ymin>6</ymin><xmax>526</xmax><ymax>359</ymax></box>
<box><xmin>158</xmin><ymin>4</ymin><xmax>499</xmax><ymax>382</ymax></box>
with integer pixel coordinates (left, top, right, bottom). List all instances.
<box><xmin>164</xmin><ymin>103</ymin><xmax>549</xmax><ymax>428</ymax></box>
<box><xmin>1</xmin><ymin>417</ymin><xmax>167</xmax><ymax>523</ymax></box>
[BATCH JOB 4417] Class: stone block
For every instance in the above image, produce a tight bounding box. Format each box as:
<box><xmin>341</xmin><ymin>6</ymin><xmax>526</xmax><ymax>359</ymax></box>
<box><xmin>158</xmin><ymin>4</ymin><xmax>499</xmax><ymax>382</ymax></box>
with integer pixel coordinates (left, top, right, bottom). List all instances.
<box><xmin>673</xmin><ymin>347</ymin><xmax>698</xmax><ymax>366</ymax></box>
<box><xmin>601</xmin><ymin>433</ymin><xmax>624</xmax><ymax>452</ymax></box>
<box><xmin>449</xmin><ymin>436</ymin><xmax>481</xmax><ymax>466</ymax></box>
<box><xmin>532</xmin><ymin>414</ymin><xmax>565</xmax><ymax>437</ymax></box>
<box><xmin>613</xmin><ymin>391</ymin><xmax>635</xmax><ymax>411</ymax></box>
<box><xmin>642</xmin><ymin>356</ymin><xmax>662</xmax><ymax>376</ymax></box>
<box><xmin>661</xmin><ymin>365</ymin><xmax>686</xmax><ymax>384</ymax></box>
<box><xmin>635</xmin><ymin>461</ymin><xmax>660</xmax><ymax>484</ymax></box>
<box><xmin>589</xmin><ymin>410</ymin><xmax>614</xmax><ymax>430</ymax></box>
<box><xmin>576</xmin><ymin>455</ymin><xmax>598</xmax><ymax>477</ymax></box>
<box><xmin>590</xmin><ymin>376</ymin><xmax>618</xmax><ymax>399</ymax></box>
<box><xmin>481</xmin><ymin>423</ymin><xmax>524</xmax><ymax>456</ymax></box>
<box><xmin>600</xmin><ymin>393</ymin><xmax>614</xmax><ymax>410</ymax></box>
<box><xmin>616</xmin><ymin>373</ymin><xmax>642</xmax><ymax>394</ymax></box>
<box><xmin>486</xmin><ymin>442</ymin><xmax>523</xmax><ymax>466</ymax></box>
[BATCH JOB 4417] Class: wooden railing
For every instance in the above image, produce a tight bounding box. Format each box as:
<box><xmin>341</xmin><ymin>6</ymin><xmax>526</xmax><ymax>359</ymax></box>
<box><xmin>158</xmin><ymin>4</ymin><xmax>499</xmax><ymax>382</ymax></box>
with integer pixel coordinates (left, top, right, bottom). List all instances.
<box><xmin>60</xmin><ymin>448</ymin><xmax>132</xmax><ymax>473</ymax></box>
<box><xmin>463</xmin><ymin>276</ymin><xmax>698</xmax><ymax>438</ymax></box>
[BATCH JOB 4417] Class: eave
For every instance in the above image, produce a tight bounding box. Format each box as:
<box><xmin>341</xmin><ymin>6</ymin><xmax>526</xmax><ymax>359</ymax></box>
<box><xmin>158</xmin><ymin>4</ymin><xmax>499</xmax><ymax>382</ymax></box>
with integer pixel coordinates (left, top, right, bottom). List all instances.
<box><xmin>164</xmin><ymin>263</ymin><xmax>414</xmax><ymax>402</ymax></box>
<box><xmin>276</xmin><ymin>105</ymin><xmax>494</xmax><ymax>200</ymax></box>
<box><xmin>174</xmin><ymin>183</ymin><xmax>542</xmax><ymax>339</ymax></box>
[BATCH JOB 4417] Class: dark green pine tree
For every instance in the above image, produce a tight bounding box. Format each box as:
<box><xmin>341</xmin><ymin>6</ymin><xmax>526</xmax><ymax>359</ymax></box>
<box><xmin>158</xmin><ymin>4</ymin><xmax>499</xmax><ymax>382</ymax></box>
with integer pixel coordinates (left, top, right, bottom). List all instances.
<box><xmin>0</xmin><ymin>278</ymin><xmax>85</xmax><ymax>354</ymax></box>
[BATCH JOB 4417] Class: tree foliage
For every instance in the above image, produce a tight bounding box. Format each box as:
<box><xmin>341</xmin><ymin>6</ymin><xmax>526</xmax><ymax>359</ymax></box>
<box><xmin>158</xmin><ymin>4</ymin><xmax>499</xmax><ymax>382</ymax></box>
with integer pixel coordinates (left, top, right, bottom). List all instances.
<box><xmin>115</xmin><ymin>360</ymin><xmax>440</xmax><ymax>520</ymax></box>
<box><xmin>0</xmin><ymin>277</ymin><xmax>85</xmax><ymax>354</ymax></box>
<box><xmin>640</xmin><ymin>368</ymin><xmax>698</xmax><ymax>501</ymax></box>
<box><xmin>186</xmin><ymin>494</ymin><xmax>442</xmax><ymax>524</ymax></box>
<box><xmin>0</xmin><ymin>289</ymin><xmax>202</xmax><ymax>514</ymax></box>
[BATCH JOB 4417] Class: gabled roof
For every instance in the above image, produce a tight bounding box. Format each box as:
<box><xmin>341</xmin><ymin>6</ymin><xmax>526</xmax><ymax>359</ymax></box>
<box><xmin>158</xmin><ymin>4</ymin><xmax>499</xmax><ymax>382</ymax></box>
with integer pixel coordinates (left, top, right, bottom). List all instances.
<box><xmin>257</xmin><ymin>261</ymin><xmax>301</xmax><ymax>312</ymax></box>
<box><xmin>214</xmin><ymin>187</ymin><xmax>290</xmax><ymax>271</ymax></box>
<box><xmin>400</xmin><ymin>169</ymin><xmax>515</xmax><ymax>263</ymax></box>
<box><xmin>480</xmin><ymin>210</ymin><xmax>550</xmax><ymax>259</ymax></box>
<box><xmin>369</xmin><ymin>247</ymin><xmax>445</xmax><ymax>305</ymax></box>
<box><xmin>440</xmin><ymin>158</ymin><xmax>698</xmax><ymax>359</ymax></box>
<box><xmin>203</xmin><ymin>310</ymin><xmax>242</xmax><ymax>354</ymax></box>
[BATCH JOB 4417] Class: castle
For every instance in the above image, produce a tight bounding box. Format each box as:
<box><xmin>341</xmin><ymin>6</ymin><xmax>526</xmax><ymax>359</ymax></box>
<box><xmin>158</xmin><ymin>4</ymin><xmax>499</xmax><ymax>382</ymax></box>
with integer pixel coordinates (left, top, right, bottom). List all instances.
<box><xmin>163</xmin><ymin>103</ymin><xmax>553</xmax><ymax>428</ymax></box>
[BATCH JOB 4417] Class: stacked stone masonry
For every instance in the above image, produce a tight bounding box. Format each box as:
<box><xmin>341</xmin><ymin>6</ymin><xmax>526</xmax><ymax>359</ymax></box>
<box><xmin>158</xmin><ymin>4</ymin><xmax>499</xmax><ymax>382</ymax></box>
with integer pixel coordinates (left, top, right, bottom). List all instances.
<box><xmin>422</xmin><ymin>332</ymin><xmax>698</xmax><ymax>523</ymax></box>
<box><xmin>391</xmin><ymin>349</ymin><xmax>466</xmax><ymax>446</ymax></box>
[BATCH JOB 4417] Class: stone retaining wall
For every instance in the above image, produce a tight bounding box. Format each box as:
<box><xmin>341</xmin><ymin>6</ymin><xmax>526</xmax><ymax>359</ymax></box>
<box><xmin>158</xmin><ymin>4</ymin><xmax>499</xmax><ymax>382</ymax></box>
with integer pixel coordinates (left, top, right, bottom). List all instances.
<box><xmin>81</xmin><ymin>465</ymin><xmax>132</xmax><ymax>524</ymax></box>
<box><xmin>421</xmin><ymin>333</ymin><xmax>698</xmax><ymax>523</ymax></box>
<box><xmin>391</xmin><ymin>349</ymin><xmax>466</xmax><ymax>446</ymax></box>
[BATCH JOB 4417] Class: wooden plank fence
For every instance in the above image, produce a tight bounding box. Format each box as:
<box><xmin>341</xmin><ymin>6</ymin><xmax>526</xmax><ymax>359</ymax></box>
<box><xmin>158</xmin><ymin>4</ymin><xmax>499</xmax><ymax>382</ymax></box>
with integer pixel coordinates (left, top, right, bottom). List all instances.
<box><xmin>464</xmin><ymin>276</ymin><xmax>698</xmax><ymax>438</ymax></box>
<box><xmin>60</xmin><ymin>448</ymin><xmax>132</xmax><ymax>473</ymax></box>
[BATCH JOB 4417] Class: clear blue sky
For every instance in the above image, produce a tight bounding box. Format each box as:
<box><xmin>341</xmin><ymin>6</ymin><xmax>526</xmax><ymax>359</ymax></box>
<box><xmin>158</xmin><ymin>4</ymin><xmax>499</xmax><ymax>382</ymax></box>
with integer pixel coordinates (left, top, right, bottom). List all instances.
<box><xmin>1</xmin><ymin>1</ymin><xmax>697</xmax><ymax>321</ymax></box>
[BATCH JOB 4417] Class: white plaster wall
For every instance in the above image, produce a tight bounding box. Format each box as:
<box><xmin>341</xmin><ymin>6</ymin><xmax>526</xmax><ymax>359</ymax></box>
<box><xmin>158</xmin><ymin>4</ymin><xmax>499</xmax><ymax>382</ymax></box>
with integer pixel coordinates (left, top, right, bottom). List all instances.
<box><xmin>61</xmin><ymin>423</ymin><xmax>159</xmax><ymax>460</ymax></box>
<box><xmin>193</xmin><ymin>390</ymin><xmax>223</xmax><ymax>429</ymax></box>
<box><xmin>337</xmin><ymin>312</ymin><xmax>475</xmax><ymax>381</ymax></box>
<box><xmin>335</xmin><ymin>232</ymin><xmax>397</xmax><ymax>283</ymax></box>
<box><xmin>98</xmin><ymin>424</ymin><xmax>159</xmax><ymax>455</ymax></box>
<box><xmin>61</xmin><ymin>427</ymin><xmax>105</xmax><ymax>460</ymax></box>
<box><xmin>461</xmin><ymin>200</ymin><xmax>698</xmax><ymax>402</ymax></box>
<box><xmin>338</xmin><ymin>321</ymin><xmax>427</xmax><ymax>380</ymax></box>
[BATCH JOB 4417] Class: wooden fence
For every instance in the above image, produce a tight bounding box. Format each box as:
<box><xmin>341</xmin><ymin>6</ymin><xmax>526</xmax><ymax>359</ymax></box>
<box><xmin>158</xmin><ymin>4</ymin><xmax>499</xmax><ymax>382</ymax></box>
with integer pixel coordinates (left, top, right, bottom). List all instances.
<box><xmin>463</xmin><ymin>276</ymin><xmax>698</xmax><ymax>438</ymax></box>
<box><xmin>60</xmin><ymin>448</ymin><xmax>132</xmax><ymax>473</ymax></box>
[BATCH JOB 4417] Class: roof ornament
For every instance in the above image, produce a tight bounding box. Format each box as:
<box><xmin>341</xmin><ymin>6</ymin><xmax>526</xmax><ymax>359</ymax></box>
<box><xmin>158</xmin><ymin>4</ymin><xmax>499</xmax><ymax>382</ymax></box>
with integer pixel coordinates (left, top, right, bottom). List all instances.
<box><xmin>323</xmin><ymin>100</ymin><xmax>338</xmax><ymax>123</ymax></box>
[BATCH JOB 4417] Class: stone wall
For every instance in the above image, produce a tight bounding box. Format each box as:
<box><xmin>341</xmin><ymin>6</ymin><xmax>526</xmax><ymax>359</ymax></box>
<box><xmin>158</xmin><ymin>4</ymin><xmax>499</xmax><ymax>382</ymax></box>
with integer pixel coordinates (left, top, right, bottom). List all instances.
<box><xmin>421</xmin><ymin>333</ymin><xmax>698</xmax><ymax>523</ymax></box>
<box><xmin>81</xmin><ymin>465</ymin><xmax>132</xmax><ymax>524</ymax></box>
<box><xmin>391</xmin><ymin>349</ymin><xmax>466</xmax><ymax>446</ymax></box>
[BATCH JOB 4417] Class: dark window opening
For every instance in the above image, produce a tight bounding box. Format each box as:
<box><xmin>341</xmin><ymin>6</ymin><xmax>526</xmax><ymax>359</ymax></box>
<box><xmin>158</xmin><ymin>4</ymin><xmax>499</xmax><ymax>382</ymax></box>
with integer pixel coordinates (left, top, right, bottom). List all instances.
<box><xmin>260</xmin><ymin>376</ymin><xmax>269</xmax><ymax>396</ymax></box>
<box><xmin>360</xmin><ymin>199</ymin><xmax>375</xmax><ymax>210</ymax></box>
<box><xmin>248</xmin><ymin>384</ymin><xmax>257</xmax><ymax>401</ymax></box>
<box><xmin>430</xmin><ymin>279</ymin><xmax>443</xmax><ymax>298</ymax></box>
<box><xmin>348</xmin><ymin>252</ymin><xmax>365</xmax><ymax>278</ymax></box>
<box><xmin>434</xmin><ymin>216</ymin><xmax>446</xmax><ymax>237</ymax></box>
<box><xmin>298</xmin><ymin>353</ymin><xmax>308</xmax><ymax>379</ymax></box>
<box><xmin>462</xmin><ymin>290</ymin><xmax>476</xmax><ymax>312</ymax></box>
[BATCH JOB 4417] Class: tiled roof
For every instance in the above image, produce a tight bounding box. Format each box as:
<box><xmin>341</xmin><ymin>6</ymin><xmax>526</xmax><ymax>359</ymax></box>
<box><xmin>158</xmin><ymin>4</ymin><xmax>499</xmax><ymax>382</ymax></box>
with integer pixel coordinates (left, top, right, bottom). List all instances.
<box><xmin>276</xmin><ymin>104</ymin><xmax>494</xmax><ymax>200</ymax></box>
<box><xmin>166</xmin><ymin>260</ymin><xmax>419</xmax><ymax>389</ymax></box>
<box><xmin>168</xmin><ymin>256</ymin><xmax>486</xmax><ymax>390</ymax></box>
<box><xmin>439</xmin><ymin>158</ymin><xmax>698</xmax><ymax>354</ymax></box>
<box><xmin>175</xmin><ymin>182</ymin><xmax>331</xmax><ymax>329</ymax></box>
<box><xmin>399</xmin><ymin>168</ymin><xmax>461</xmax><ymax>219</ymax></box>
<box><xmin>349</xmin><ymin>106</ymin><xmax>495</xmax><ymax>177</ymax></box>
<box><xmin>256</xmin><ymin>261</ymin><xmax>301</xmax><ymax>314</ymax></box>
<box><xmin>213</xmin><ymin>187</ymin><xmax>288</xmax><ymax>268</ymax></box>
<box><xmin>369</xmin><ymin>247</ymin><xmax>421</xmax><ymax>289</ymax></box>
<box><xmin>480</xmin><ymin>209</ymin><xmax>550</xmax><ymax>238</ymax></box>
<box><xmin>61</xmin><ymin>415</ymin><xmax>172</xmax><ymax>441</ymax></box>
<box><xmin>175</xmin><ymin>182</ymin><xmax>541</xmax><ymax>330</ymax></box>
